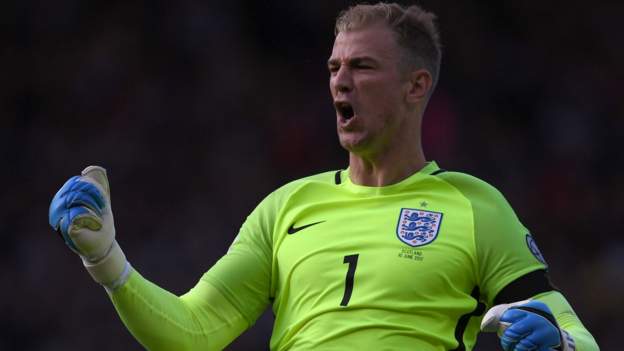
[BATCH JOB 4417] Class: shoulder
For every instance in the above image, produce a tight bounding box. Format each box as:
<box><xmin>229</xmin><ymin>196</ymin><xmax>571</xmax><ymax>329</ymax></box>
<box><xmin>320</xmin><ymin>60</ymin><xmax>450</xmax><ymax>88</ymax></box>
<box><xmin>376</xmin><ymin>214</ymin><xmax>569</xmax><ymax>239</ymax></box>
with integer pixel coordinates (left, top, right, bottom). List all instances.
<box><xmin>239</xmin><ymin>170</ymin><xmax>341</xmax><ymax>238</ymax></box>
<box><xmin>271</xmin><ymin>170</ymin><xmax>339</xmax><ymax>197</ymax></box>
<box><xmin>434</xmin><ymin>170</ymin><xmax>510</xmax><ymax>210</ymax></box>
<box><xmin>276</xmin><ymin>170</ymin><xmax>340</xmax><ymax>193</ymax></box>
<box><xmin>257</xmin><ymin>170</ymin><xmax>341</xmax><ymax>209</ymax></box>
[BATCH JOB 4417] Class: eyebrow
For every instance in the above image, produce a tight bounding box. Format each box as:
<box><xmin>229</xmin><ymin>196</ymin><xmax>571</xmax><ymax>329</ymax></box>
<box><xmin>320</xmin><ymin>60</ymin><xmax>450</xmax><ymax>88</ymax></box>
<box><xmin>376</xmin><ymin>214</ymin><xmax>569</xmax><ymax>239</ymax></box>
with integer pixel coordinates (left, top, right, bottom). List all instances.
<box><xmin>327</xmin><ymin>56</ymin><xmax>379</xmax><ymax>67</ymax></box>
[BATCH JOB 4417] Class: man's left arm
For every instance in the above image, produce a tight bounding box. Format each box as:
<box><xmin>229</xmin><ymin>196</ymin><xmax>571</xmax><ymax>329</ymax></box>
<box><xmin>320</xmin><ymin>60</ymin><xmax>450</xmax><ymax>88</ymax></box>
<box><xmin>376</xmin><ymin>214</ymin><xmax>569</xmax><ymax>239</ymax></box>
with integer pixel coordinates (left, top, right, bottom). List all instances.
<box><xmin>437</xmin><ymin>173</ymin><xmax>599</xmax><ymax>351</ymax></box>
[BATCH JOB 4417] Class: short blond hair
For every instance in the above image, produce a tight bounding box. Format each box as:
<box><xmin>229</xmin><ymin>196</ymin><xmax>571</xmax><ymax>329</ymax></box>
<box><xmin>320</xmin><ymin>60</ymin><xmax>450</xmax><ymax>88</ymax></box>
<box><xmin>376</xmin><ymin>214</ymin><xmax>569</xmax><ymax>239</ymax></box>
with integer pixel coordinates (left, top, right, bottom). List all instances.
<box><xmin>335</xmin><ymin>2</ymin><xmax>442</xmax><ymax>91</ymax></box>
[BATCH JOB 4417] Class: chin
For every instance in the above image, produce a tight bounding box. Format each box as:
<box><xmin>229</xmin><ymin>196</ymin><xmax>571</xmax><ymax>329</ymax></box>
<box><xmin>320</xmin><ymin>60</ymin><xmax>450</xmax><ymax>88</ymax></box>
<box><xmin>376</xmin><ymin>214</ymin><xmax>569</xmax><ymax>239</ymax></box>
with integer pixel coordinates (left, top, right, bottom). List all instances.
<box><xmin>338</xmin><ymin>134</ymin><xmax>370</xmax><ymax>154</ymax></box>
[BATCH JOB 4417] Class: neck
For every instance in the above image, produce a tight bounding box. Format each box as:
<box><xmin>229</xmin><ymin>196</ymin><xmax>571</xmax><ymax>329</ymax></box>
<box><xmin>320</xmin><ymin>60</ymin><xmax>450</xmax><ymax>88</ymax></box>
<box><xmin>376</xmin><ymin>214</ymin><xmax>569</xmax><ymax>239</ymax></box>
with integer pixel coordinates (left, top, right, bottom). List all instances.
<box><xmin>348</xmin><ymin>143</ymin><xmax>426</xmax><ymax>187</ymax></box>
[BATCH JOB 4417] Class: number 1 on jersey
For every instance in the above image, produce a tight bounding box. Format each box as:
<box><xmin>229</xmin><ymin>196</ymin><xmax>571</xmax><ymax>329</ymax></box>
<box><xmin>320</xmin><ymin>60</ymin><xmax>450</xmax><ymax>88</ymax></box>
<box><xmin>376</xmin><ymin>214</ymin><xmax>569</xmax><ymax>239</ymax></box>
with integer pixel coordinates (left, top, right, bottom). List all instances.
<box><xmin>340</xmin><ymin>254</ymin><xmax>359</xmax><ymax>306</ymax></box>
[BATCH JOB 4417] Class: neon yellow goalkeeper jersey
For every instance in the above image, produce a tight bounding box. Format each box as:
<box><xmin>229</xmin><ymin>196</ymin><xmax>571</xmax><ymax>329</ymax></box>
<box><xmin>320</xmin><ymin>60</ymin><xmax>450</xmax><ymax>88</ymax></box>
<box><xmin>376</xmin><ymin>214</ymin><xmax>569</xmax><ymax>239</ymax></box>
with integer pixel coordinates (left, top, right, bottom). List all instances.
<box><xmin>110</xmin><ymin>161</ymin><xmax>548</xmax><ymax>350</ymax></box>
<box><xmin>196</xmin><ymin>161</ymin><xmax>547</xmax><ymax>350</ymax></box>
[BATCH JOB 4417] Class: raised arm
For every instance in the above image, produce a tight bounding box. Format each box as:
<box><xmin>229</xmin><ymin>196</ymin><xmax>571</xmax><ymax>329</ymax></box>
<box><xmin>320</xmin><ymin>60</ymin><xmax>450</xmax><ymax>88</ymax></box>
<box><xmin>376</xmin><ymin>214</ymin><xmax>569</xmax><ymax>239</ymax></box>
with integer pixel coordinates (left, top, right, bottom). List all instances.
<box><xmin>49</xmin><ymin>166</ymin><xmax>273</xmax><ymax>350</ymax></box>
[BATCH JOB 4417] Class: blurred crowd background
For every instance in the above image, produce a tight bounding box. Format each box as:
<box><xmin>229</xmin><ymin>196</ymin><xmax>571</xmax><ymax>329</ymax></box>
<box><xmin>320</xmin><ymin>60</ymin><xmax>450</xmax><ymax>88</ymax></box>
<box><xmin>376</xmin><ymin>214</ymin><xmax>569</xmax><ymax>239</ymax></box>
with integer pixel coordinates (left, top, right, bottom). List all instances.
<box><xmin>2</xmin><ymin>0</ymin><xmax>622</xmax><ymax>349</ymax></box>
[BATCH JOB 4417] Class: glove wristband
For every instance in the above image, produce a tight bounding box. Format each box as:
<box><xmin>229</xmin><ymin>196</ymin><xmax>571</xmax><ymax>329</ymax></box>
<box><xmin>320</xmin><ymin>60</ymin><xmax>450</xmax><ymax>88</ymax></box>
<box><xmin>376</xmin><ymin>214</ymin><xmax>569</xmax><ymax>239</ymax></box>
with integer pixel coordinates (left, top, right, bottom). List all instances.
<box><xmin>558</xmin><ymin>329</ymin><xmax>576</xmax><ymax>351</ymax></box>
<box><xmin>82</xmin><ymin>240</ymin><xmax>127</xmax><ymax>285</ymax></box>
<box><xmin>104</xmin><ymin>262</ymin><xmax>133</xmax><ymax>293</ymax></box>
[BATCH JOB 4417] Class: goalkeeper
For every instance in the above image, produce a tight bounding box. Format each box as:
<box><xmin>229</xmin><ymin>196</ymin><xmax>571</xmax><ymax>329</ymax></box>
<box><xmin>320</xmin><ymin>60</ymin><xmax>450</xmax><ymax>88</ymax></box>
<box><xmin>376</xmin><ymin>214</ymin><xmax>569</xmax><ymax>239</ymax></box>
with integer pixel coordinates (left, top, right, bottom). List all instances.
<box><xmin>48</xmin><ymin>3</ymin><xmax>599</xmax><ymax>351</ymax></box>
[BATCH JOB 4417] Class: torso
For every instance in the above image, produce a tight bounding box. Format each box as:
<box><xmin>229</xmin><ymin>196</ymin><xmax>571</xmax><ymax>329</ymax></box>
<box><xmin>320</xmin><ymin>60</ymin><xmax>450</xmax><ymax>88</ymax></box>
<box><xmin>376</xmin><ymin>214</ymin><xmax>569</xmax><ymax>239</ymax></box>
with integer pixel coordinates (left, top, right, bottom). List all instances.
<box><xmin>269</xmin><ymin>163</ymin><xmax>483</xmax><ymax>350</ymax></box>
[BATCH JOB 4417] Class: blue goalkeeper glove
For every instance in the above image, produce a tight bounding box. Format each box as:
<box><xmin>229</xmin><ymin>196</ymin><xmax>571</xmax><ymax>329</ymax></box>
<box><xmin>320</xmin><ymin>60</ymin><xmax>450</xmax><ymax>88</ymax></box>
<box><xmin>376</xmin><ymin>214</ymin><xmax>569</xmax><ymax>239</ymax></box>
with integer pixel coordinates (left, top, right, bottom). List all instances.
<box><xmin>481</xmin><ymin>300</ymin><xmax>576</xmax><ymax>351</ymax></box>
<box><xmin>49</xmin><ymin>166</ymin><xmax>131</xmax><ymax>290</ymax></box>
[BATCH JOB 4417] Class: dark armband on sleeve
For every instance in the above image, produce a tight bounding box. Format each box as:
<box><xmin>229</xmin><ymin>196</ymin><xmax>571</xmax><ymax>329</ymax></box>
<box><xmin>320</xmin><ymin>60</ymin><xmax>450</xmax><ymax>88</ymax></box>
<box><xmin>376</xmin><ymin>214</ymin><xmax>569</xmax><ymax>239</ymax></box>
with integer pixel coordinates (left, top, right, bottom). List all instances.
<box><xmin>494</xmin><ymin>269</ymin><xmax>558</xmax><ymax>305</ymax></box>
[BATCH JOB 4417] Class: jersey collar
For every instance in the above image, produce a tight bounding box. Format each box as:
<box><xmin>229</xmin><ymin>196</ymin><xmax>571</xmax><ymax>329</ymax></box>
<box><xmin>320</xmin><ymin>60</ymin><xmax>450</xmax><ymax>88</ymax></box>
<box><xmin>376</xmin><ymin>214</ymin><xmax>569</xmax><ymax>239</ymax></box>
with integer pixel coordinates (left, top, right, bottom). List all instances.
<box><xmin>340</xmin><ymin>161</ymin><xmax>440</xmax><ymax>195</ymax></box>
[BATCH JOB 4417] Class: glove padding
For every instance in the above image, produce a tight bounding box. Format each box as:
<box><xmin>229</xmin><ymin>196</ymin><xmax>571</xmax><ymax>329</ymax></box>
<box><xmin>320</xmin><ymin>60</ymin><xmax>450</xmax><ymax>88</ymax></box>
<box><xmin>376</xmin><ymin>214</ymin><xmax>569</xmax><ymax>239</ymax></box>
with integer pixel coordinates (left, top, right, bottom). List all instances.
<box><xmin>482</xmin><ymin>300</ymin><xmax>575</xmax><ymax>351</ymax></box>
<box><xmin>49</xmin><ymin>166</ymin><xmax>129</xmax><ymax>287</ymax></box>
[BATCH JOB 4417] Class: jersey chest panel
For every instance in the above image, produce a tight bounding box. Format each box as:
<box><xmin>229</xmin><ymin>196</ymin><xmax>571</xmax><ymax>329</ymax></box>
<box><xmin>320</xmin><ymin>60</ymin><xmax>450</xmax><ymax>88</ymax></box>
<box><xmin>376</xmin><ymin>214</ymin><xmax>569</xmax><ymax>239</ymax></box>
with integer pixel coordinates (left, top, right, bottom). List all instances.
<box><xmin>272</xmin><ymin>185</ymin><xmax>479</xmax><ymax>323</ymax></box>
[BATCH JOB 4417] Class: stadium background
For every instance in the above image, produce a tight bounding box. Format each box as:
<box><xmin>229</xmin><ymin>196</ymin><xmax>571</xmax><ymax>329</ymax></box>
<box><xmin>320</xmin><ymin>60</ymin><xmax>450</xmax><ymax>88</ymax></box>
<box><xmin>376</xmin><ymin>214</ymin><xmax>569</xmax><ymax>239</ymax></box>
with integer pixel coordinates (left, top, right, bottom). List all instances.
<box><xmin>1</xmin><ymin>0</ymin><xmax>621</xmax><ymax>349</ymax></box>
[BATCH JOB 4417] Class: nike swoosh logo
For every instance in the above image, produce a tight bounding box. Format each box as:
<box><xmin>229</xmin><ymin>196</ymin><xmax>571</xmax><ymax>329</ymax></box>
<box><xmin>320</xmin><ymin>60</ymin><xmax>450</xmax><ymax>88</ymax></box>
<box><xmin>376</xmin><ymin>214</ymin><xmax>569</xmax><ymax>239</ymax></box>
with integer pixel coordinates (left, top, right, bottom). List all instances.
<box><xmin>287</xmin><ymin>221</ymin><xmax>325</xmax><ymax>235</ymax></box>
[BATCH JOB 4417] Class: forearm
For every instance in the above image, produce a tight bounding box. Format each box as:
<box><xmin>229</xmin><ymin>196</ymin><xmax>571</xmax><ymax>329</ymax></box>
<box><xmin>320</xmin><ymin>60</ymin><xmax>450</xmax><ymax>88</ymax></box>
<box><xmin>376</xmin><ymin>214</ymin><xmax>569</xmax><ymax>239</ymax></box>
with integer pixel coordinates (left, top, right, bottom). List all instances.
<box><xmin>534</xmin><ymin>291</ymin><xmax>599</xmax><ymax>351</ymax></box>
<box><xmin>109</xmin><ymin>269</ymin><xmax>249</xmax><ymax>351</ymax></box>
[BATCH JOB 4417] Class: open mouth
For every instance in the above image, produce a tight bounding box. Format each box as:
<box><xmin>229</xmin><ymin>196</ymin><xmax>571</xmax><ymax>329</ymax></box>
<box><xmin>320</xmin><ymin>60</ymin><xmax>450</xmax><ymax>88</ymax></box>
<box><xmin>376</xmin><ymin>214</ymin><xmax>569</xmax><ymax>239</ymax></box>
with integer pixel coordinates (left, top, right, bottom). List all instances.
<box><xmin>335</xmin><ymin>101</ymin><xmax>355</xmax><ymax>120</ymax></box>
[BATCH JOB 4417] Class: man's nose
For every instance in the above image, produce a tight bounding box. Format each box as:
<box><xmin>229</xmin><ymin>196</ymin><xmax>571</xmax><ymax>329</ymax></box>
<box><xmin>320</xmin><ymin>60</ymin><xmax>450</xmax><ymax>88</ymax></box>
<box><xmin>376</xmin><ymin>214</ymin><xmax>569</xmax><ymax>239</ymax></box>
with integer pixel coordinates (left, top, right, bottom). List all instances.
<box><xmin>332</xmin><ymin>66</ymin><xmax>353</xmax><ymax>94</ymax></box>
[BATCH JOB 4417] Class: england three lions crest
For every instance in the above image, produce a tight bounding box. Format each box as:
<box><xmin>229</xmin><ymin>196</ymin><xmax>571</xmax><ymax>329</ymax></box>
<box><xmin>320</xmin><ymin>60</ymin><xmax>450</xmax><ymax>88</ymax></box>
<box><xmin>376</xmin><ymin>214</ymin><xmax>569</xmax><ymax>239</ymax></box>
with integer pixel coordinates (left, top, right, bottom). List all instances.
<box><xmin>396</xmin><ymin>208</ymin><xmax>443</xmax><ymax>247</ymax></box>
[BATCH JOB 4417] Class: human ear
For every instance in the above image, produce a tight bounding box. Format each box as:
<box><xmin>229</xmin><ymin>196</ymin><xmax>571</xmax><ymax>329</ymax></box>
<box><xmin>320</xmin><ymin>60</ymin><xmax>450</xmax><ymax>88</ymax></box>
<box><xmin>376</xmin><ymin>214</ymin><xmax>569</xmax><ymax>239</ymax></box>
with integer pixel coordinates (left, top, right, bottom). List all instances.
<box><xmin>405</xmin><ymin>68</ymin><xmax>433</xmax><ymax>103</ymax></box>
